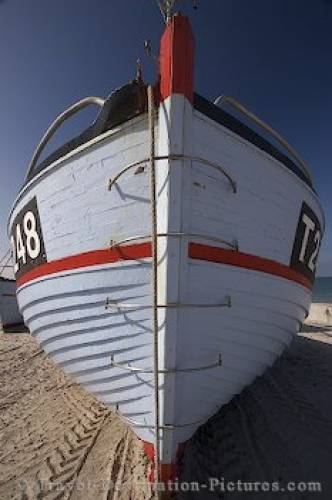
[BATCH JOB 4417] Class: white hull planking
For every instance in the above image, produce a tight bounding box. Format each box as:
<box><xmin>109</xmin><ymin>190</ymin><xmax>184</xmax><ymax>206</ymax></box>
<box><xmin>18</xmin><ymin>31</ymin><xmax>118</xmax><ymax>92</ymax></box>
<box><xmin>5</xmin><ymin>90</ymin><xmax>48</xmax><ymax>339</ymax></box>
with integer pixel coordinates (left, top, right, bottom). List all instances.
<box><xmin>8</xmin><ymin>92</ymin><xmax>324</xmax><ymax>467</ymax></box>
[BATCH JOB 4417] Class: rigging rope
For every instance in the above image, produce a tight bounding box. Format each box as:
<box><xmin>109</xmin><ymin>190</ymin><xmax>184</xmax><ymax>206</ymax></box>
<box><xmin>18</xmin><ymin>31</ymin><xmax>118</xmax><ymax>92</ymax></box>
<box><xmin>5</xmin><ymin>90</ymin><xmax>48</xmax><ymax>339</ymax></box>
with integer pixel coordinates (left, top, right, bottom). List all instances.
<box><xmin>148</xmin><ymin>85</ymin><xmax>161</xmax><ymax>495</ymax></box>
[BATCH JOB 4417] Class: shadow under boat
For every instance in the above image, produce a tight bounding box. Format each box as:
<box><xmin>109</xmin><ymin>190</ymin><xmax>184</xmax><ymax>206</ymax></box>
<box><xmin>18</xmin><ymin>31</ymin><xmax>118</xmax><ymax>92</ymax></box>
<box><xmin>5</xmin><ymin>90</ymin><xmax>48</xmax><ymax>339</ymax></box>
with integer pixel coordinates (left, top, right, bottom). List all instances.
<box><xmin>178</xmin><ymin>334</ymin><xmax>332</xmax><ymax>499</ymax></box>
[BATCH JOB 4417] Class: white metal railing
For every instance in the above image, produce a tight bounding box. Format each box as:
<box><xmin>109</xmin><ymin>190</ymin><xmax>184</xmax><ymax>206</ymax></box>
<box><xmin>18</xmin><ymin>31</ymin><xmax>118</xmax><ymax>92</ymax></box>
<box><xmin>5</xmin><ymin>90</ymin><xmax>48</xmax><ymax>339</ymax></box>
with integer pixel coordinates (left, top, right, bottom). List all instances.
<box><xmin>110</xmin><ymin>353</ymin><xmax>222</xmax><ymax>374</ymax></box>
<box><xmin>108</xmin><ymin>154</ymin><xmax>237</xmax><ymax>193</ymax></box>
<box><xmin>119</xmin><ymin>407</ymin><xmax>221</xmax><ymax>430</ymax></box>
<box><xmin>26</xmin><ymin>96</ymin><xmax>105</xmax><ymax>181</ymax></box>
<box><xmin>105</xmin><ymin>296</ymin><xmax>232</xmax><ymax>311</ymax></box>
<box><xmin>214</xmin><ymin>95</ymin><xmax>313</xmax><ymax>185</ymax></box>
<box><xmin>105</xmin><ymin>86</ymin><xmax>235</xmax><ymax>488</ymax></box>
<box><xmin>109</xmin><ymin>233</ymin><xmax>238</xmax><ymax>251</ymax></box>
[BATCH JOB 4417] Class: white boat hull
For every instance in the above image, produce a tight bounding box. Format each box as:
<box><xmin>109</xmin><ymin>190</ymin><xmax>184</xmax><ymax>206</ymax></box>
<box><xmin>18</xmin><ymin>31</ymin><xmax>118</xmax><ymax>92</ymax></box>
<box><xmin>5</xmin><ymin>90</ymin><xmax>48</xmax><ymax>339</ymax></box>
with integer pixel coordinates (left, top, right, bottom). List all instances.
<box><xmin>8</xmin><ymin>14</ymin><xmax>324</xmax><ymax>481</ymax></box>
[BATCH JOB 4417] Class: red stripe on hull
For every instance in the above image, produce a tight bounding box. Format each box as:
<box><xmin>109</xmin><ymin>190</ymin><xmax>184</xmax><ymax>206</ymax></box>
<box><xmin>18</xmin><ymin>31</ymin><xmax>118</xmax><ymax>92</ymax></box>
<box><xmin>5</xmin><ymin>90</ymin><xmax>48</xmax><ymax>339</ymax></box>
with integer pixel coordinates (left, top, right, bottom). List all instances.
<box><xmin>16</xmin><ymin>243</ymin><xmax>152</xmax><ymax>288</ymax></box>
<box><xmin>16</xmin><ymin>242</ymin><xmax>311</xmax><ymax>290</ymax></box>
<box><xmin>189</xmin><ymin>243</ymin><xmax>312</xmax><ymax>290</ymax></box>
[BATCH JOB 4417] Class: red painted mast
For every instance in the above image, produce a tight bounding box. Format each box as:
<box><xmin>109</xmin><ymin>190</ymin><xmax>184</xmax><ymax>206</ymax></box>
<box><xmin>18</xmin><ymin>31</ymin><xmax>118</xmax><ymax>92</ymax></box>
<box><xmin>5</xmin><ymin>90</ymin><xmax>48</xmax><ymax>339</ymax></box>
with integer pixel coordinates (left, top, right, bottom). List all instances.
<box><xmin>159</xmin><ymin>13</ymin><xmax>195</xmax><ymax>103</ymax></box>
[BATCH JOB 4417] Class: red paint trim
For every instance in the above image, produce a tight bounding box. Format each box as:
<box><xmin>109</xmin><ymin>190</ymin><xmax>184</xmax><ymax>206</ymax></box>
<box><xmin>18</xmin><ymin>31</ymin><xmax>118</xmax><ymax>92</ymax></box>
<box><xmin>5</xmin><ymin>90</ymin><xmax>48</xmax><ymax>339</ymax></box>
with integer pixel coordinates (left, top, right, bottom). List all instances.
<box><xmin>16</xmin><ymin>242</ymin><xmax>311</xmax><ymax>291</ymax></box>
<box><xmin>189</xmin><ymin>243</ymin><xmax>313</xmax><ymax>290</ymax></box>
<box><xmin>143</xmin><ymin>440</ymin><xmax>155</xmax><ymax>462</ymax></box>
<box><xmin>141</xmin><ymin>439</ymin><xmax>184</xmax><ymax>484</ymax></box>
<box><xmin>16</xmin><ymin>243</ymin><xmax>152</xmax><ymax>288</ymax></box>
<box><xmin>159</xmin><ymin>14</ymin><xmax>194</xmax><ymax>103</ymax></box>
<box><xmin>149</xmin><ymin>464</ymin><xmax>178</xmax><ymax>485</ymax></box>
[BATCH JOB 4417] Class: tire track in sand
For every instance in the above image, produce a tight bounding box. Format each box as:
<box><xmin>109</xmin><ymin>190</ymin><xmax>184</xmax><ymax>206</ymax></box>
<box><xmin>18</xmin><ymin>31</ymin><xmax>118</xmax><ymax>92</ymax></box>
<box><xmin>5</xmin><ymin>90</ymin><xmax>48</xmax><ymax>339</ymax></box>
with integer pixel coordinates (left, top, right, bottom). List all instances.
<box><xmin>0</xmin><ymin>333</ymin><xmax>151</xmax><ymax>500</ymax></box>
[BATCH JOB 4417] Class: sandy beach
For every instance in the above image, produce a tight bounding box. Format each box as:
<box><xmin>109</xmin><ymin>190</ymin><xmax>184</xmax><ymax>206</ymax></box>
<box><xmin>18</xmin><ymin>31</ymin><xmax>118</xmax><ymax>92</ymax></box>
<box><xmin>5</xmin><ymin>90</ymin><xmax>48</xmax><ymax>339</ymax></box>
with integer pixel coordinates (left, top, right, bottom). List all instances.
<box><xmin>0</xmin><ymin>329</ymin><xmax>152</xmax><ymax>500</ymax></box>
<box><xmin>179</xmin><ymin>326</ymin><xmax>332</xmax><ymax>499</ymax></box>
<box><xmin>0</xmin><ymin>326</ymin><xmax>331</xmax><ymax>499</ymax></box>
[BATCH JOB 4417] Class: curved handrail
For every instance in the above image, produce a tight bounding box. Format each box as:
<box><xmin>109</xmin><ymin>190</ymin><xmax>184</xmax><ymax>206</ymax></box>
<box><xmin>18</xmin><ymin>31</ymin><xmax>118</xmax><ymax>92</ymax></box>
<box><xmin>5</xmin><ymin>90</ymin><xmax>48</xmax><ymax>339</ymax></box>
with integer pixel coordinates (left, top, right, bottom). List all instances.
<box><xmin>26</xmin><ymin>96</ymin><xmax>105</xmax><ymax>181</ymax></box>
<box><xmin>120</xmin><ymin>408</ymin><xmax>222</xmax><ymax>430</ymax></box>
<box><xmin>105</xmin><ymin>296</ymin><xmax>232</xmax><ymax>310</ymax></box>
<box><xmin>110</xmin><ymin>353</ymin><xmax>222</xmax><ymax>374</ymax></box>
<box><xmin>214</xmin><ymin>95</ymin><xmax>313</xmax><ymax>185</ymax></box>
<box><xmin>108</xmin><ymin>154</ymin><xmax>237</xmax><ymax>193</ymax></box>
<box><xmin>109</xmin><ymin>232</ymin><xmax>238</xmax><ymax>251</ymax></box>
<box><xmin>162</xmin><ymin>154</ymin><xmax>237</xmax><ymax>192</ymax></box>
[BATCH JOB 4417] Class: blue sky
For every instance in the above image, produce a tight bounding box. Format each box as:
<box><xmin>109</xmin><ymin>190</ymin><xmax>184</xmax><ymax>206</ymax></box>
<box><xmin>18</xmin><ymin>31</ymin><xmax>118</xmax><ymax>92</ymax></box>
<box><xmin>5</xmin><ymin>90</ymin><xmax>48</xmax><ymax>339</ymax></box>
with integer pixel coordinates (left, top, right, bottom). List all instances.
<box><xmin>0</xmin><ymin>0</ymin><xmax>331</xmax><ymax>274</ymax></box>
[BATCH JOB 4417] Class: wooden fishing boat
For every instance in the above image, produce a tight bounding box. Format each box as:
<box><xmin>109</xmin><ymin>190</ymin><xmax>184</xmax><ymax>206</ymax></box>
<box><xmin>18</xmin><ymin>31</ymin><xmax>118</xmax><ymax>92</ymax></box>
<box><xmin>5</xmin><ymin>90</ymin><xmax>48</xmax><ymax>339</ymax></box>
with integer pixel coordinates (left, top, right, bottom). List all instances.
<box><xmin>0</xmin><ymin>277</ymin><xmax>23</xmax><ymax>329</ymax></box>
<box><xmin>8</xmin><ymin>2</ymin><xmax>324</xmax><ymax>483</ymax></box>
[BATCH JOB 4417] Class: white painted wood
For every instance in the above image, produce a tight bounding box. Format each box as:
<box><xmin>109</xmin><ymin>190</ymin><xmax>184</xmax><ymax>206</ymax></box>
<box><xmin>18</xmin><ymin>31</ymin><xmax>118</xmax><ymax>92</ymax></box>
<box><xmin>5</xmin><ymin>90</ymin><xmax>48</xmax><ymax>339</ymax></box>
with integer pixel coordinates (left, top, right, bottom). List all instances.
<box><xmin>10</xmin><ymin>117</ymin><xmax>156</xmax><ymax>446</ymax></box>
<box><xmin>8</xmin><ymin>97</ymin><xmax>324</xmax><ymax>467</ymax></box>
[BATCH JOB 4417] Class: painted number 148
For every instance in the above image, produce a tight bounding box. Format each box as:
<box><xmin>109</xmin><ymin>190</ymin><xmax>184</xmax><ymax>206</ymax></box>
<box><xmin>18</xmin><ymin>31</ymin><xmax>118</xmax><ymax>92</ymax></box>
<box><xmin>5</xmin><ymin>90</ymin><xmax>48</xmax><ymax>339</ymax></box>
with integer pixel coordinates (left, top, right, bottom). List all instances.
<box><xmin>11</xmin><ymin>211</ymin><xmax>41</xmax><ymax>273</ymax></box>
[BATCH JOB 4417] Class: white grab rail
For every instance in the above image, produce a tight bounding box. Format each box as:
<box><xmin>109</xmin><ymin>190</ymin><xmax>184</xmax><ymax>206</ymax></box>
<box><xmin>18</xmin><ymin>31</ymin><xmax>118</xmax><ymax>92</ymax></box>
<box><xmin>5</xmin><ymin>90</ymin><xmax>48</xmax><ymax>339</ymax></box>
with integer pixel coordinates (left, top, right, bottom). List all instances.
<box><xmin>26</xmin><ymin>96</ymin><xmax>105</xmax><ymax>181</ymax></box>
<box><xmin>214</xmin><ymin>95</ymin><xmax>313</xmax><ymax>185</ymax></box>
